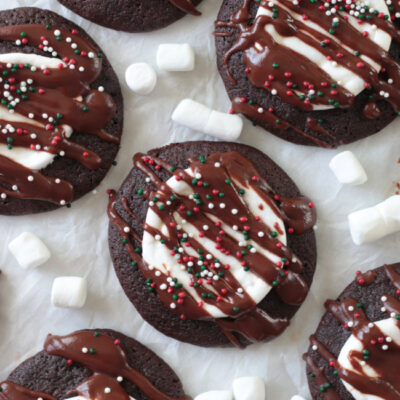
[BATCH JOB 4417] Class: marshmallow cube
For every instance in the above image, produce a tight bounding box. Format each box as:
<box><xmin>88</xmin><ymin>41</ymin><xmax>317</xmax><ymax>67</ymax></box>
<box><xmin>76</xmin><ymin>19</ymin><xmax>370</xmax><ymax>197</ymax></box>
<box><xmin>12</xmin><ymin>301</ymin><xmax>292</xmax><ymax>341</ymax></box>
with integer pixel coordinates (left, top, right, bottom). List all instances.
<box><xmin>291</xmin><ymin>396</ymin><xmax>307</xmax><ymax>400</ymax></box>
<box><xmin>157</xmin><ymin>44</ymin><xmax>195</xmax><ymax>71</ymax></box>
<box><xmin>233</xmin><ymin>377</ymin><xmax>265</xmax><ymax>400</ymax></box>
<box><xmin>51</xmin><ymin>277</ymin><xmax>87</xmax><ymax>309</ymax></box>
<box><xmin>194</xmin><ymin>391</ymin><xmax>233</xmax><ymax>400</ymax></box>
<box><xmin>348</xmin><ymin>195</ymin><xmax>400</xmax><ymax>245</ymax></box>
<box><xmin>329</xmin><ymin>151</ymin><xmax>367</xmax><ymax>186</ymax></box>
<box><xmin>8</xmin><ymin>232</ymin><xmax>50</xmax><ymax>269</ymax></box>
<box><xmin>125</xmin><ymin>63</ymin><xmax>157</xmax><ymax>95</ymax></box>
<box><xmin>172</xmin><ymin>99</ymin><xmax>243</xmax><ymax>141</ymax></box>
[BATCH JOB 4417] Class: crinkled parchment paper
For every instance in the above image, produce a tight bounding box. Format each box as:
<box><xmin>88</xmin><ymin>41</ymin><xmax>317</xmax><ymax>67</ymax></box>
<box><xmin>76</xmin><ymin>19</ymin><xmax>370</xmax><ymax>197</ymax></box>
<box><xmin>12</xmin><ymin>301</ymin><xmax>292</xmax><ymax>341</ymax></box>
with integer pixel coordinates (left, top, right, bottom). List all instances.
<box><xmin>1</xmin><ymin>1</ymin><xmax>400</xmax><ymax>398</ymax></box>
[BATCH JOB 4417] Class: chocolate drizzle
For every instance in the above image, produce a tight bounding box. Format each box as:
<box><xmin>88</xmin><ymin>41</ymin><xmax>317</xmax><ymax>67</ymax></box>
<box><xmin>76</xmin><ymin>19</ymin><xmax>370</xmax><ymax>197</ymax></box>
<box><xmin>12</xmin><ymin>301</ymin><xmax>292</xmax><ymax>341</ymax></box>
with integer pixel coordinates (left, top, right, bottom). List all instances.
<box><xmin>108</xmin><ymin>150</ymin><xmax>316</xmax><ymax>346</ymax></box>
<box><xmin>168</xmin><ymin>0</ymin><xmax>201</xmax><ymax>16</ymax></box>
<box><xmin>304</xmin><ymin>265</ymin><xmax>400</xmax><ymax>399</ymax></box>
<box><xmin>215</xmin><ymin>0</ymin><xmax>400</xmax><ymax>146</ymax></box>
<box><xmin>0</xmin><ymin>24</ymin><xmax>118</xmax><ymax>205</ymax></box>
<box><xmin>0</xmin><ymin>330</ymin><xmax>191</xmax><ymax>400</ymax></box>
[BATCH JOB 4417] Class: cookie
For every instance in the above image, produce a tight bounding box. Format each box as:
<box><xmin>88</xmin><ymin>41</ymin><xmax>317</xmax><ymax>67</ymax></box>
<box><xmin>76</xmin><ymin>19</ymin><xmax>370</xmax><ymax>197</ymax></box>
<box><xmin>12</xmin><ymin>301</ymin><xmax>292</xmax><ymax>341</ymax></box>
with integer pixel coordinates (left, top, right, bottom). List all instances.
<box><xmin>0</xmin><ymin>7</ymin><xmax>123</xmax><ymax>216</ymax></box>
<box><xmin>2</xmin><ymin>329</ymin><xmax>189</xmax><ymax>400</ymax></box>
<box><xmin>108</xmin><ymin>141</ymin><xmax>317</xmax><ymax>348</ymax></box>
<box><xmin>215</xmin><ymin>0</ymin><xmax>400</xmax><ymax>148</ymax></box>
<box><xmin>304</xmin><ymin>263</ymin><xmax>400</xmax><ymax>400</ymax></box>
<box><xmin>57</xmin><ymin>0</ymin><xmax>203</xmax><ymax>33</ymax></box>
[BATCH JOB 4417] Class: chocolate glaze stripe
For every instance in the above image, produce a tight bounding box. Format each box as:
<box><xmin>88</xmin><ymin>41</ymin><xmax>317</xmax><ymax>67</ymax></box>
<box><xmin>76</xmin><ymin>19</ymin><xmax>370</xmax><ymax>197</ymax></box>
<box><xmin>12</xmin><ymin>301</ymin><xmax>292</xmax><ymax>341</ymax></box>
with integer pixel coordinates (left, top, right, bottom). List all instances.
<box><xmin>0</xmin><ymin>24</ymin><xmax>118</xmax><ymax>205</ymax></box>
<box><xmin>304</xmin><ymin>265</ymin><xmax>400</xmax><ymax>399</ymax></box>
<box><xmin>0</xmin><ymin>381</ymin><xmax>57</xmax><ymax>400</ymax></box>
<box><xmin>108</xmin><ymin>151</ymin><xmax>316</xmax><ymax>346</ymax></box>
<box><xmin>168</xmin><ymin>0</ymin><xmax>201</xmax><ymax>16</ymax></box>
<box><xmin>0</xmin><ymin>330</ymin><xmax>191</xmax><ymax>400</ymax></box>
<box><xmin>231</xmin><ymin>97</ymin><xmax>335</xmax><ymax>148</ymax></box>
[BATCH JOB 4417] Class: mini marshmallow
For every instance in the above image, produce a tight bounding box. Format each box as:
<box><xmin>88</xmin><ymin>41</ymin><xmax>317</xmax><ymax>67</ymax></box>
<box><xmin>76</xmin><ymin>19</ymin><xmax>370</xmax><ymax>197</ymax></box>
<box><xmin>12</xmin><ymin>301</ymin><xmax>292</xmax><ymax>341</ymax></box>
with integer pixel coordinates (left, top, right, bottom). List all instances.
<box><xmin>172</xmin><ymin>99</ymin><xmax>243</xmax><ymax>141</ymax></box>
<box><xmin>291</xmin><ymin>396</ymin><xmax>307</xmax><ymax>400</ymax></box>
<box><xmin>157</xmin><ymin>44</ymin><xmax>195</xmax><ymax>71</ymax></box>
<box><xmin>51</xmin><ymin>276</ymin><xmax>87</xmax><ymax>308</ymax></box>
<box><xmin>348</xmin><ymin>195</ymin><xmax>400</xmax><ymax>245</ymax></box>
<box><xmin>125</xmin><ymin>63</ymin><xmax>157</xmax><ymax>95</ymax></box>
<box><xmin>8</xmin><ymin>232</ymin><xmax>50</xmax><ymax>269</ymax></box>
<box><xmin>233</xmin><ymin>377</ymin><xmax>265</xmax><ymax>400</ymax></box>
<box><xmin>194</xmin><ymin>391</ymin><xmax>233</xmax><ymax>400</ymax></box>
<box><xmin>329</xmin><ymin>151</ymin><xmax>367</xmax><ymax>186</ymax></box>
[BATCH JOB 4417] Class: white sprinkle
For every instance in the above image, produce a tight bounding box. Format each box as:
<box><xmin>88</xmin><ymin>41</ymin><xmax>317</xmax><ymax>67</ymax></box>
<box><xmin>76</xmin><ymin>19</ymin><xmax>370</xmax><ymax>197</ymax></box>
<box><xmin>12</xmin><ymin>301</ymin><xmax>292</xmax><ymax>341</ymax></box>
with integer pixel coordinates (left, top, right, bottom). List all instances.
<box><xmin>231</xmin><ymin>209</ymin><xmax>238</xmax><ymax>214</ymax></box>
<box><xmin>27</xmin><ymin>175</ymin><xmax>34</xmax><ymax>182</ymax></box>
<box><xmin>28</xmin><ymin>113</ymin><xmax>34</xmax><ymax>119</ymax></box>
<box><xmin>123</xmin><ymin>227</ymin><xmax>130</xmax><ymax>233</ymax></box>
<box><xmin>381</xmin><ymin>296</ymin><xmax>388</xmax><ymax>302</ymax></box>
<box><xmin>60</xmin><ymin>200</ymin><xmax>66</xmax><ymax>206</ymax></box>
<box><xmin>12</xmin><ymin>185</ymin><xmax>18</xmax><ymax>191</ymax></box>
<box><xmin>160</xmin><ymin>284</ymin><xmax>167</xmax><ymax>290</ymax></box>
<box><xmin>1</xmin><ymin>193</ymin><xmax>7</xmax><ymax>199</ymax></box>
<box><xmin>54</xmin><ymin>29</ymin><xmax>61</xmax><ymax>36</ymax></box>
<box><xmin>348</xmin><ymin>306</ymin><xmax>354</xmax><ymax>311</ymax></box>
<box><xmin>117</xmin><ymin>376</ymin><xmax>123</xmax><ymax>382</ymax></box>
<box><xmin>214</xmin><ymin>162</ymin><xmax>221</xmax><ymax>167</ymax></box>
<box><xmin>155</xmin><ymin>271</ymin><xmax>161</xmax><ymax>277</ymax></box>
<box><xmin>382</xmin><ymin>344</ymin><xmax>389</xmax><ymax>351</ymax></box>
<box><xmin>250</xmin><ymin>248</ymin><xmax>256</xmax><ymax>253</ymax></box>
<box><xmin>98</xmin><ymin>86</ymin><xmax>105</xmax><ymax>92</ymax></box>
<box><xmin>233</xmin><ymin>225</ymin><xmax>238</xmax><ymax>231</ymax></box>
<box><xmin>55</xmin><ymin>179</ymin><xmax>61</xmax><ymax>184</ymax></box>
<box><xmin>104</xmin><ymin>387</ymin><xmax>111</xmax><ymax>394</ymax></box>
<box><xmin>170</xmin><ymin>302</ymin><xmax>176</xmax><ymax>309</ymax></box>
<box><xmin>59</xmin><ymin>151</ymin><xmax>66</xmax><ymax>156</ymax></box>
<box><xmin>237</xmin><ymin>288</ymin><xmax>244</xmax><ymax>293</ymax></box>
<box><xmin>220</xmin><ymin>203</ymin><xmax>226</xmax><ymax>209</ymax></box>
<box><xmin>82</xmin><ymin>347</ymin><xmax>88</xmax><ymax>353</ymax></box>
<box><xmin>208</xmin><ymin>203</ymin><xmax>214</xmax><ymax>209</ymax></box>
<box><xmin>312</xmin><ymin>345</ymin><xmax>318</xmax><ymax>351</ymax></box>
<box><xmin>348</xmin><ymin>321</ymin><xmax>354</xmax><ymax>328</ymax></box>
<box><xmin>258</xmin><ymin>232</ymin><xmax>264</xmax><ymax>238</ymax></box>
<box><xmin>257</xmin><ymin>107</ymin><xmax>264</xmax><ymax>114</ymax></box>
<box><xmin>386</xmin><ymin>336</ymin><xmax>392</xmax><ymax>343</ymax></box>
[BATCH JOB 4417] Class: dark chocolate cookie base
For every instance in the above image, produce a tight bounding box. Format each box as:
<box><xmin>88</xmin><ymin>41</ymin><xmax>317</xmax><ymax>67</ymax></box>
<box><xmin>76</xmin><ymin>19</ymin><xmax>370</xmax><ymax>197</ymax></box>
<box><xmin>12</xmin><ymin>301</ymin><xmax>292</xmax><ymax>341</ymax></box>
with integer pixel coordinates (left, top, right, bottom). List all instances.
<box><xmin>305</xmin><ymin>263</ymin><xmax>400</xmax><ymax>400</ymax></box>
<box><xmin>7</xmin><ymin>329</ymin><xmax>187</xmax><ymax>400</ymax></box>
<box><xmin>108</xmin><ymin>141</ymin><xmax>317</xmax><ymax>348</ymax></box>
<box><xmin>58</xmin><ymin>0</ymin><xmax>203</xmax><ymax>33</ymax></box>
<box><xmin>215</xmin><ymin>0</ymin><xmax>400</xmax><ymax>147</ymax></box>
<box><xmin>0</xmin><ymin>7</ymin><xmax>123</xmax><ymax>216</ymax></box>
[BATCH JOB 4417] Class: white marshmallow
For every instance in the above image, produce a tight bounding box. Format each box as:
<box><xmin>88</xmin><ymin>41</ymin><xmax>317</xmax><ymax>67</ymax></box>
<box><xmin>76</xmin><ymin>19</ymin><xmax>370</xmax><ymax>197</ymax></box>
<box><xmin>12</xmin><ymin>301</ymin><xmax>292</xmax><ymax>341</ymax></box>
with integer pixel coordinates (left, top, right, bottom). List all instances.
<box><xmin>125</xmin><ymin>63</ymin><xmax>157</xmax><ymax>95</ymax></box>
<box><xmin>8</xmin><ymin>232</ymin><xmax>50</xmax><ymax>269</ymax></box>
<box><xmin>348</xmin><ymin>195</ymin><xmax>400</xmax><ymax>245</ymax></box>
<box><xmin>51</xmin><ymin>276</ymin><xmax>87</xmax><ymax>308</ymax></box>
<box><xmin>329</xmin><ymin>151</ymin><xmax>367</xmax><ymax>186</ymax></box>
<box><xmin>195</xmin><ymin>391</ymin><xmax>233</xmax><ymax>400</ymax></box>
<box><xmin>291</xmin><ymin>396</ymin><xmax>307</xmax><ymax>400</ymax></box>
<box><xmin>233</xmin><ymin>377</ymin><xmax>265</xmax><ymax>400</ymax></box>
<box><xmin>157</xmin><ymin>44</ymin><xmax>195</xmax><ymax>71</ymax></box>
<box><xmin>172</xmin><ymin>99</ymin><xmax>243</xmax><ymax>141</ymax></box>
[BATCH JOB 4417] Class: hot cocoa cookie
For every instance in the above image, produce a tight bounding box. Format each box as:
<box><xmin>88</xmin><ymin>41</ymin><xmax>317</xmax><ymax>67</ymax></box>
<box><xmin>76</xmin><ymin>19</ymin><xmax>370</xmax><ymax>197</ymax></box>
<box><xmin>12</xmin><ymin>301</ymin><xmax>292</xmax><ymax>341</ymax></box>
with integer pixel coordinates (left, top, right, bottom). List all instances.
<box><xmin>215</xmin><ymin>0</ymin><xmax>400</xmax><ymax>147</ymax></box>
<box><xmin>0</xmin><ymin>7</ymin><xmax>123</xmax><ymax>216</ymax></box>
<box><xmin>304</xmin><ymin>263</ymin><xmax>400</xmax><ymax>400</ymax></box>
<box><xmin>2</xmin><ymin>329</ymin><xmax>190</xmax><ymax>400</ymax></box>
<box><xmin>108</xmin><ymin>141</ymin><xmax>317</xmax><ymax>348</ymax></box>
<box><xmin>57</xmin><ymin>0</ymin><xmax>203</xmax><ymax>33</ymax></box>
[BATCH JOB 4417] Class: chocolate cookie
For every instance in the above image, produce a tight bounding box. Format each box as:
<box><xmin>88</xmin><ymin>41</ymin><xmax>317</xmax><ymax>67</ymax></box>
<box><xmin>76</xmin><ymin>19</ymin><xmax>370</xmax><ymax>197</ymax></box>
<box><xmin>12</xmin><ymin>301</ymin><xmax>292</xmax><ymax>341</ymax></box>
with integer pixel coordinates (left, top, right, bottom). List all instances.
<box><xmin>0</xmin><ymin>7</ymin><xmax>123</xmax><ymax>216</ymax></box>
<box><xmin>2</xmin><ymin>329</ymin><xmax>189</xmax><ymax>400</ymax></box>
<box><xmin>108</xmin><ymin>141</ymin><xmax>317</xmax><ymax>348</ymax></box>
<box><xmin>304</xmin><ymin>263</ymin><xmax>400</xmax><ymax>400</ymax></box>
<box><xmin>215</xmin><ymin>0</ymin><xmax>400</xmax><ymax>147</ymax></box>
<box><xmin>57</xmin><ymin>0</ymin><xmax>203</xmax><ymax>33</ymax></box>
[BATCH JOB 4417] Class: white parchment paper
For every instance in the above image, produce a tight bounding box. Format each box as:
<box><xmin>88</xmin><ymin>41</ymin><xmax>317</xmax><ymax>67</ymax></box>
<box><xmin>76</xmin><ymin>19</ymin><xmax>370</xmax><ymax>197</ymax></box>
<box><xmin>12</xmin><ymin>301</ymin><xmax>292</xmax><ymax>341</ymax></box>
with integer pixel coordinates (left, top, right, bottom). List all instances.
<box><xmin>0</xmin><ymin>0</ymin><xmax>400</xmax><ymax>398</ymax></box>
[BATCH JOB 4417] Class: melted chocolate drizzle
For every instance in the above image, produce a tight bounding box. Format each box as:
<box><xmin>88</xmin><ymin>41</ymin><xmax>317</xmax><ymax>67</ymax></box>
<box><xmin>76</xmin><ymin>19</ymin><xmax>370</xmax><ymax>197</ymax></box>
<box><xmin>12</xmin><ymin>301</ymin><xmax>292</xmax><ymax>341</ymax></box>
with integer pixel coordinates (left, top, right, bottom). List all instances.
<box><xmin>168</xmin><ymin>0</ymin><xmax>201</xmax><ymax>16</ymax></box>
<box><xmin>0</xmin><ymin>24</ymin><xmax>118</xmax><ymax>205</ymax></box>
<box><xmin>0</xmin><ymin>330</ymin><xmax>191</xmax><ymax>400</ymax></box>
<box><xmin>215</xmin><ymin>0</ymin><xmax>400</xmax><ymax>146</ymax></box>
<box><xmin>108</xmin><ymin>151</ymin><xmax>316</xmax><ymax>346</ymax></box>
<box><xmin>304</xmin><ymin>265</ymin><xmax>400</xmax><ymax>399</ymax></box>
